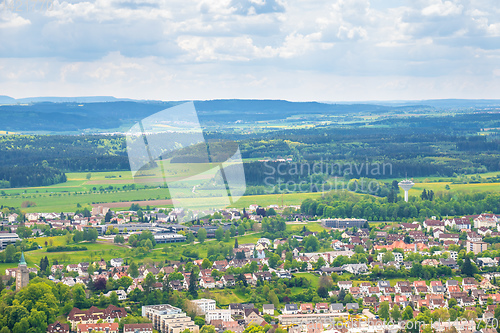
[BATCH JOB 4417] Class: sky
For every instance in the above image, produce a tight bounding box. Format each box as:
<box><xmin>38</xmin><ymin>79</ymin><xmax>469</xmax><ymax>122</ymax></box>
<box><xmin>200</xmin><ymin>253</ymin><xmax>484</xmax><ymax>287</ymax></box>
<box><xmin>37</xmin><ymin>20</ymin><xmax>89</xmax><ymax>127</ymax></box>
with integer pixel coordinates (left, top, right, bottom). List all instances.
<box><xmin>1</xmin><ymin>0</ymin><xmax>500</xmax><ymax>101</ymax></box>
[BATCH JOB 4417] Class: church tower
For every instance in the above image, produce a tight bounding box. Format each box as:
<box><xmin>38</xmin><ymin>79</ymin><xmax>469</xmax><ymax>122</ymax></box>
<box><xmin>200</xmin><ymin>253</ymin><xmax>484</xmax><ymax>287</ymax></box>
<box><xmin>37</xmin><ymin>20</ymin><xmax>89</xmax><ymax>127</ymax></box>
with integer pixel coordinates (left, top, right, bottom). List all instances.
<box><xmin>16</xmin><ymin>252</ymin><xmax>29</xmax><ymax>290</ymax></box>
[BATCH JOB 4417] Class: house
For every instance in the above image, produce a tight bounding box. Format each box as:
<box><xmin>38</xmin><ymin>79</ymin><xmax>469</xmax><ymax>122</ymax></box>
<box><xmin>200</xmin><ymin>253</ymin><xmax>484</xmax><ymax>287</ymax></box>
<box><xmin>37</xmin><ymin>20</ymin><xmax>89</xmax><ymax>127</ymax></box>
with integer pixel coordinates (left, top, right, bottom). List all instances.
<box><xmin>67</xmin><ymin>305</ymin><xmax>127</xmax><ymax>330</ymax></box>
<box><xmin>123</xmin><ymin>324</ymin><xmax>153</xmax><ymax>333</ymax></box>
<box><xmin>338</xmin><ymin>281</ymin><xmax>353</xmax><ymax>290</ymax></box>
<box><xmin>377</xmin><ymin>281</ymin><xmax>390</xmax><ymax>292</ymax></box>
<box><xmin>474</xmin><ymin>214</ymin><xmax>498</xmax><ymax>229</ymax></box>
<box><xmin>47</xmin><ymin>321</ymin><xmax>70</xmax><ymax>333</ymax></box>
<box><xmin>200</xmin><ymin>277</ymin><xmax>216</xmax><ymax>289</ymax></box>
<box><xmin>346</xmin><ymin>303</ymin><xmax>359</xmax><ymax>311</ymax></box>
<box><xmin>228</xmin><ymin>303</ymin><xmax>251</xmax><ymax>316</ymax></box>
<box><xmin>283</xmin><ymin>304</ymin><xmax>299</xmax><ymax>315</ymax></box>
<box><xmin>394</xmin><ymin>295</ymin><xmax>407</xmax><ymax>303</ymax></box>
<box><xmin>77</xmin><ymin>323</ymin><xmax>119</xmax><ymax>333</ymax></box>
<box><xmin>67</xmin><ymin>264</ymin><xmax>79</xmax><ymax>272</ymax></box>
<box><xmin>363</xmin><ymin>297</ymin><xmax>378</xmax><ymax>307</ymax></box>
<box><xmin>431</xmin><ymin>286</ymin><xmax>446</xmax><ymax>294</ymax></box>
<box><xmin>368</xmin><ymin>287</ymin><xmax>381</xmax><ymax>297</ymax></box>
<box><xmin>51</xmin><ymin>265</ymin><xmax>65</xmax><ymax>273</ymax></box>
<box><xmin>359</xmin><ymin>282</ymin><xmax>371</xmax><ymax>294</ymax></box>
<box><xmin>379</xmin><ymin>295</ymin><xmax>391</xmax><ymax>303</ymax></box>
<box><xmin>424</xmin><ymin>219</ymin><xmax>445</xmax><ymax>232</ymax></box>
<box><xmin>315</xmin><ymin>303</ymin><xmax>329</xmax><ymax>313</ymax></box>
<box><xmin>477</xmin><ymin>257</ymin><xmax>498</xmax><ymax>267</ymax></box>
<box><xmin>245</xmin><ymin>309</ymin><xmax>266</xmax><ymax>326</ymax></box>
<box><xmin>330</xmin><ymin>303</ymin><xmax>344</xmax><ymax>313</ymax></box>
<box><xmin>439</xmin><ymin>234</ymin><xmax>459</xmax><ymax>243</ymax></box>
<box><xmin>463</xmin><ymin>278</ymin><xmax>478</xmax><ymax>291</ymax></box>
<box><xmin>342</xmin><ymin>263</ymin><xmax>368</xmax><ymax>275</ymax></box>
<box><xmin>262</xmin><ymin>304</ymin><xmax>274</xmax><ymax>315</ymax></box>
<box><xmin>478</xmin><ymin>227</ymin><xmax>492</xmax><ymax>236</ymax></box>
<box><xmin>104</xmin><ymin>290</ymin><xmax>127</xmax><ymax>301</ymax></box>
<box><xmin>300</xmin><ymin>303</ymin><xmax>314</xmax><ymax>314</ymax></box>
<box><xmin>221</xmin><ymin>275</ymin><xmax>236</xmax><ymax>287</ymax></box>
<box><xmin>349</xmin><ymin>287</ymin><xmax>362</xmax><ymax>298</ymax></box>
<box><xmin>439</xmin><ymin>258</ymin><xmax>458</xmax><ymax>269</ymax></box>
<box><xmin>95</xmin><ymin>260</ymin><xmax>107</xmax><ymax>270</ymax></box>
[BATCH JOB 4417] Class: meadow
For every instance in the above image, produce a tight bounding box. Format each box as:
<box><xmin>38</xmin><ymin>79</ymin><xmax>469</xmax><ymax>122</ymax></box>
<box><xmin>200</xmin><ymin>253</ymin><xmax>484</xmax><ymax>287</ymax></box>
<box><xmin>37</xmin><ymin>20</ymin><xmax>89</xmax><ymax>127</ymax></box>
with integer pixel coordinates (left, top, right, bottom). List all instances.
<box><xmin>1</xmin><ymin>166</ymin><xmax>500</xmax><ymax>214</ymax></box>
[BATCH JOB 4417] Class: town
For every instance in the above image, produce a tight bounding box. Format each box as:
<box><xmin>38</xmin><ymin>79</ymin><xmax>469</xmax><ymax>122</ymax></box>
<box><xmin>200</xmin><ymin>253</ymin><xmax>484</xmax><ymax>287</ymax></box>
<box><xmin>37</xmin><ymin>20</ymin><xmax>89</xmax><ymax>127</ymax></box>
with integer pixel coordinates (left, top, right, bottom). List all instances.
<box><xmin>2</xmin><ymin>203</ymin><xmax>500</xmax><ymax>333</ymax></box>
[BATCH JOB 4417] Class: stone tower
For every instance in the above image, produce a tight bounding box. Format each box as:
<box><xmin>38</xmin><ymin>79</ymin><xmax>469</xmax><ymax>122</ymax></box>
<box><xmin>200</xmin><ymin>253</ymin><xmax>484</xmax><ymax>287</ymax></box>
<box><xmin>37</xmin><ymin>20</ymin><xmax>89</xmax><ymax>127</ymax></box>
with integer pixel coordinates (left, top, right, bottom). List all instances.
<box><xmin>16</xmin><ymin>252</ymin><xmax>29</xmax><ymax>290</ymax></box>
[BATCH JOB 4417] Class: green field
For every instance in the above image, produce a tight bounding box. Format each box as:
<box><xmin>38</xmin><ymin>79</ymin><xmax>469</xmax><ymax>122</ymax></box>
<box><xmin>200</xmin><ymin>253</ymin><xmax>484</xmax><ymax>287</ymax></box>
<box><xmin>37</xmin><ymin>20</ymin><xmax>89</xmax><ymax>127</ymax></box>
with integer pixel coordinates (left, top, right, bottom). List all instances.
<box><xmin>294</xmin><ymin>272</ymin><xmax>320</xmax><ymax>288</ymax></box>
<box><xmin>1</xmin><ymin>166</ymin><xmax>500</xmax><ymax>213</ymax></box>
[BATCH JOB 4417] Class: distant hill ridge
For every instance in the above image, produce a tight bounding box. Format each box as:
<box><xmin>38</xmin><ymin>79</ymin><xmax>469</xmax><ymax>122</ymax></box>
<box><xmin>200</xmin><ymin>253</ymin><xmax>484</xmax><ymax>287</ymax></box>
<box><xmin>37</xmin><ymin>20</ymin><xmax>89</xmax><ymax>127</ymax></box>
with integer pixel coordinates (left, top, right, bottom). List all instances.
<box><xmin>0</xmin><ymin>96</ymin><xmax>499</xmax><ymax>133</ymax></box>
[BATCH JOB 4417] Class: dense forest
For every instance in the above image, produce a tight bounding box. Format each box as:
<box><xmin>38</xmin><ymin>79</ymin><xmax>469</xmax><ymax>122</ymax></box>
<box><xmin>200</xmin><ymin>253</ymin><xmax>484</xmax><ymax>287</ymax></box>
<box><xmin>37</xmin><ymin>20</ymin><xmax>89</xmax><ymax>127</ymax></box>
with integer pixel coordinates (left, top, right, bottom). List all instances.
<box><xmin>1</xmin><ymin>105</ymin><xmax>500</xmax><ymax>188</ymax></box>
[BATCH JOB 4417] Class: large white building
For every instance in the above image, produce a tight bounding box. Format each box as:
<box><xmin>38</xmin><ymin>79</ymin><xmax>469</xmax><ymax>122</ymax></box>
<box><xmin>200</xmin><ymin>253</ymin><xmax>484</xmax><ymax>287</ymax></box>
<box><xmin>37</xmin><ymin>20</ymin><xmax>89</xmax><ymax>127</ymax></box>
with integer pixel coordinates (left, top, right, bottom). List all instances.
<box><xmin>206</xmin><ymin>309</ymin><xmax>231</xmax><ymax>324</ymax></box>
<box><xmin>0</xmin><ymin>233</ymin><xmax>21</xmax><ymax>250</ymax></box>
<box><xmin>190</xmin><ymin>299</ymin><xmax>216</xmax><ymax>315</ymax></box>
<box><xmin>142</xmin><ymin>304</ymin><xmax>198</xmax><ymax>333</ymax></box>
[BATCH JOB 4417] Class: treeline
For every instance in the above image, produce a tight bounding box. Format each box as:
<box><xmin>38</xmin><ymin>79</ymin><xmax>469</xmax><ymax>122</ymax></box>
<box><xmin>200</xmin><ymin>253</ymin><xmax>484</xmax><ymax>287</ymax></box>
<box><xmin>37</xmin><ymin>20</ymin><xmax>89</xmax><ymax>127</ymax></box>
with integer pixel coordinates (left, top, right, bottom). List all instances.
<box><xmin>0</xmin><ymin>165</ymin><xmax>66</xmax><ymax>187</ymax></box>
<box><xmin>301</xmin><ymin>191</ymin><xmax>500</xmax><ymax>221</ymax></box>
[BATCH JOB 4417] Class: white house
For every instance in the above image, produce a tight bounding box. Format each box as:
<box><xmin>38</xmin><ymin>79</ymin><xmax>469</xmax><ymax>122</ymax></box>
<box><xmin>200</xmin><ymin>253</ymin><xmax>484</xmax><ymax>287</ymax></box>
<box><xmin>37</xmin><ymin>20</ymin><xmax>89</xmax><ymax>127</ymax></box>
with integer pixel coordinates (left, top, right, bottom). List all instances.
<box><xmin>110</xmin><ymin>258</ymin><xmax>124</xmax><ymax>267</ymax></box>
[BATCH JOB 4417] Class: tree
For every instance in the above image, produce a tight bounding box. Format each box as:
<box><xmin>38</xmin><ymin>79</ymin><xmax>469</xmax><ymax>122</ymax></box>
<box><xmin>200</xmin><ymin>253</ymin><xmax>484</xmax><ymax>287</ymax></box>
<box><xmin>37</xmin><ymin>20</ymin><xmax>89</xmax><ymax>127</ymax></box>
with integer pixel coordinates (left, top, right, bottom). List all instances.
<box><xmin>382</xmin><ymin>251</ymin><xmax>395</xmax><ymax>263</ymax></box>
<box><xmin>215</xmin><ymin>227</ymin><xmax>224</xmax><ymax>241</ymax></box>
<box><xmin>402</xmin><ymin>305</ymin><xmax>414</xmax><ymax>320</ymax></box>
<box><xmin>105</xmin><ymin>210</ymin><xmax>113</xmax><ymax>222</ymax></box>
<box><xmin>304</xmin><ymin>235</ymin><xmax>319</xmax><ymax>252</ymax></box>
<box><xmin>234</xmin><ymin>238</ymin><xmax>239</xmax><ymax>248</ymax></box>
<box><xmin>200</xmin><ymin>326</ymin><xmax>216</xmax><ymax>333</ymax></box>
<box><xmin>202</xmin><ymin>258</ymin><xmax>212</xmax><ymax>269</ymax></box>
<box><xmin>268</xmin><ymin>290</ymin><xmax>279</xmax><ymax>307</ymax></box>
<box><xmin>5</xmin><ymin>244</ymin><xmax>16</xmax><ymax>262</ymax></box>
<box><xmin>189</xmin><ymin>269</ymin><xmax>198</xmax><ymax>297</ymax></box>
<box><xmin>86</xmin><ymin>173</ymin><xmax>92</xmax><ymax>180</ymax></box>
<box><xmin>461</xmin><ymin>257</ymin><xmax>476</xmax><ymax>277</ymax></box>
<box><xmin>391</xmin><ymin>305</ymin><xmax>401</xmax><ymax>321</ymax></box>
<box><xmin>114</xmin><ymin>235</ymin><xmax>125</xmax><ymax>244</ymax></box>
<box><xmin>128</xmin><ymin>261</ymin><xmax>139</xmax><ymax>278</ymax></box>
<box><xmin>12</xmin><ymin>318</ymin><xmax>29</xmax><ymax>333</ymax></box>
<box><xmin>237</xmin><ymin>225</ymin><xmax>245</xmax><ymax>236</ymax></box>
<box><xmin>268</xmin><ymin>254</ymin><xmax>280</xmax><ymax>268</ymax></box>
<box><xmin>197</xmin><ymin>228</ymin><xmax>207</xmax><ymax>244</ymax></box>
<box><xmin>317</xmin><ymin>286</ymin><xmax>328</xmax><ymax>298</ymax></box>
<box><xmin>224</xmin><ymin>230</ymin><xmax>230</xmax><ymax>242</ymax></box>
<box><xmin>109</xmin><ymin>291</ymin><xmax>119</xmax><ymax>306</ymax></box>
<box><xmin>143</xmin><ymin>273</ymin><xmax>156</xmax><ymax>294</ymax></box>
<box><xmin>378</xmin><ymin>301</ymin><xmax>390</xmax><ymax>321</ymax></box>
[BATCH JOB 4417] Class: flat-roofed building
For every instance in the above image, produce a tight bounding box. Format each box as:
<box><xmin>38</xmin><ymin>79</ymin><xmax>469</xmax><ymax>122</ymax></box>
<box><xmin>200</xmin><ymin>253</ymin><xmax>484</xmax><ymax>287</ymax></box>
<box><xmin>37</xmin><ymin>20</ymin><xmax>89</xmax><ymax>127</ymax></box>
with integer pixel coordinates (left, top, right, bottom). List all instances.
<box><xmin>206</xmin><ymin>309</ymin><xmax>231</xmax><ymax>324</ymax></box>
<box><xmin>190</xmin><ymin>299</ymin><xmax>216</xmax><ymax>315</ymax></box>
<box><xmin>467</xmin><ymin>240</ymin><xmax>488</xmax><ymax>255</ymax></box>
<box><xmin>142</xmin><ymin>304</ymin><xmax>198</xmax><ymax>333</ymax></box>
<box><xmin>0</xmin><ymin>233</ymin><xmax>20</xmax><ymax>250</ymax></box>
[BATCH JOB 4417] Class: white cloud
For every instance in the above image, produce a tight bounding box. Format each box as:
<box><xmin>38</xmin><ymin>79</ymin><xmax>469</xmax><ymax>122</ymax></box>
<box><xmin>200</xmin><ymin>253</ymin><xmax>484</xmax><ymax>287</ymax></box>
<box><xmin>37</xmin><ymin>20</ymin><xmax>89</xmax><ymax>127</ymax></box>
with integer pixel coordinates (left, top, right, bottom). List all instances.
<box><xmin>0</xmin><ymin>10</ymin><xmax>31</xmax><ymax>28</ymax></box>
<box><xmin>421</xmin><ymin>0</ymin><xmax>463</xmax><ymax>17</ymax></box>
<box><xmin>1</xmin><ymin>0</ymin><xmax>500</xmax><ymax>100</ymax></box>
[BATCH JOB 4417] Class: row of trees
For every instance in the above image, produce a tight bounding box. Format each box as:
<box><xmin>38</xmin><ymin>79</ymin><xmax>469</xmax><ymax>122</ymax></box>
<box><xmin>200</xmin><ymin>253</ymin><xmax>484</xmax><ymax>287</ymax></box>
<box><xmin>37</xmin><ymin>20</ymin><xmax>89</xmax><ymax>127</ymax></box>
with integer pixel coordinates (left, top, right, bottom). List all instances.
<box><xmin>301</xmin><ymin>191</ymin><xmax>500</xmax><ymax>221</ymax></box>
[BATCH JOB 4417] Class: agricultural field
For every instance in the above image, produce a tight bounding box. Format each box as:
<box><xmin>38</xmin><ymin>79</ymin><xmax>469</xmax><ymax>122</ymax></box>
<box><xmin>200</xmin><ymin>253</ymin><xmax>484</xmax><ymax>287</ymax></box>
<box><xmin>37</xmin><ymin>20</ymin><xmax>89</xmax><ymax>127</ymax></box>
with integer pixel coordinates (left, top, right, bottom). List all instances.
<box><xmin>1</xmin><ymin>164</ymin><xmax>500</xmax><ymax>213</ymax></box>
